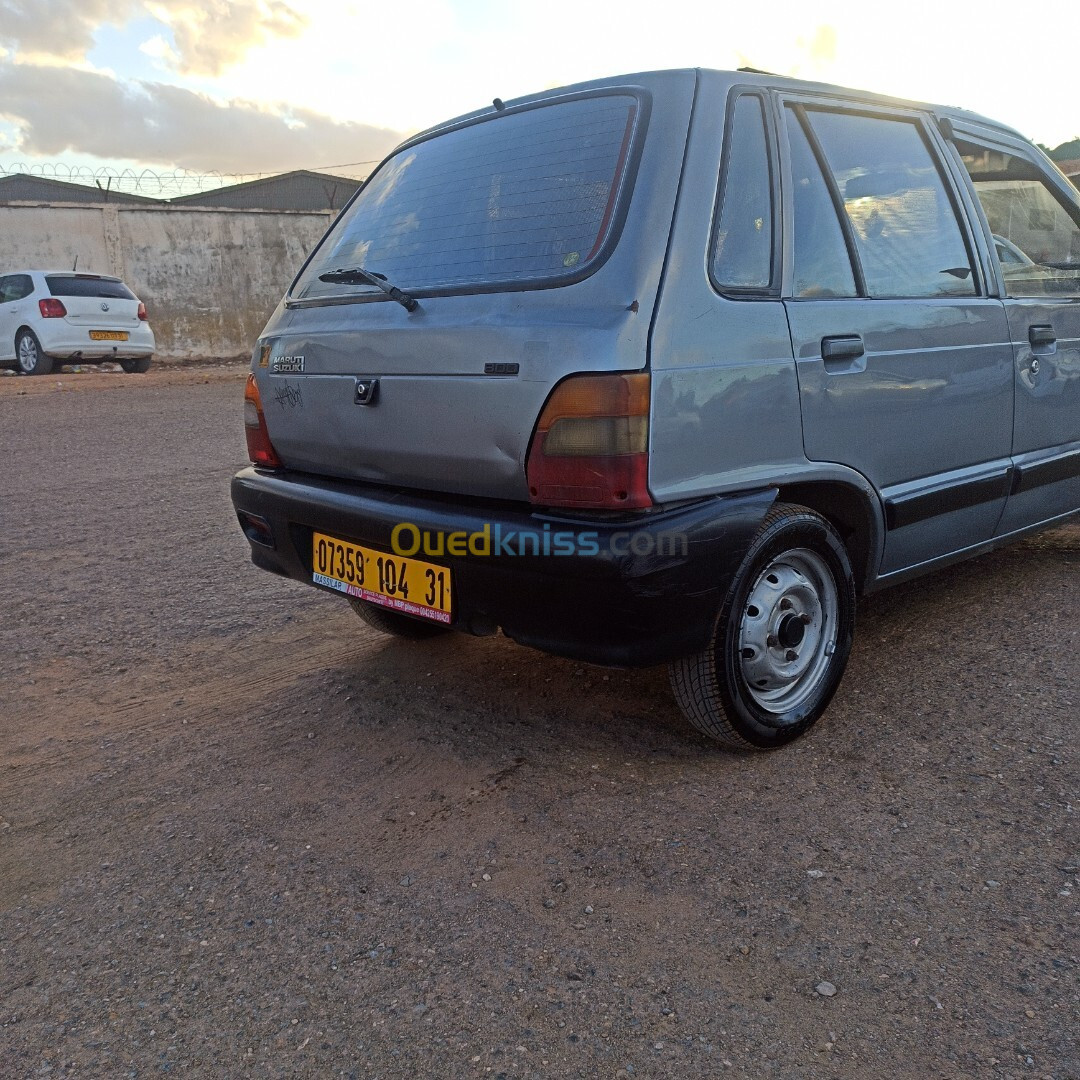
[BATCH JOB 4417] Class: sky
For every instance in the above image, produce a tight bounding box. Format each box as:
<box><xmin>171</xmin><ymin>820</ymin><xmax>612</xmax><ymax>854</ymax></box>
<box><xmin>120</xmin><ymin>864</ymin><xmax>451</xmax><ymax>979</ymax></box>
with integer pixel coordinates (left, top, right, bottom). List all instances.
<box><xmin>0</xmin><ymin>0</ymin><xmax>1078</xmax><ymax>195</ymax></box>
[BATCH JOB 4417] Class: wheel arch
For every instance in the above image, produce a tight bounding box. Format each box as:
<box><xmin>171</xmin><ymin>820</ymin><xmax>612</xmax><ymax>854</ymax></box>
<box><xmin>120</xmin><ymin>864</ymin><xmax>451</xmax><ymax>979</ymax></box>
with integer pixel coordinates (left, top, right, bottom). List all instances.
<box><xmin>15</xmin><ymin>324</ymin><xmax>51</xmax><ymax>354</ymax></box>
<box><xmin>774</xmin><ymin>478</ymin><xmax>882</xmax><ymax>593</ymax></box>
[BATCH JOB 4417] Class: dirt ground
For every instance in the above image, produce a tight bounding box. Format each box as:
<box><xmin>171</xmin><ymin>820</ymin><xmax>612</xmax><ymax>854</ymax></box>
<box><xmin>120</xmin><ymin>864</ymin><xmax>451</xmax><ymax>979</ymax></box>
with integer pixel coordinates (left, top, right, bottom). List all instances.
<box><xmin>0</xmin><ymin>362</ymin><xmax>1076</xmax><ymax>1079</ymax></box>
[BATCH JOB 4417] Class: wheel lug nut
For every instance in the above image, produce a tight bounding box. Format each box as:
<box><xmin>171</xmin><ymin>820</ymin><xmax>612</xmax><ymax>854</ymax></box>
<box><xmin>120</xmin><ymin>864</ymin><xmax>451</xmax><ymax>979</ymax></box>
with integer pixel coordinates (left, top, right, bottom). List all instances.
<box><xmin>785</xmin><ymin>649</ymin><xmax>798</xmax><ymax>662</ymax></box>
<box><xmin>767</xmin><ymin>634</ymin><xmax>779</xmax><ymax>648</ymax></box>
<box><xmin>799</xmin><ymin>613</ymin><xmax>812</xmax><ymax>625</ymax></box>
<box><xmin>779</xmin><ymin>598</ymin><xmax>793</xmax><ymax>610</ymax></box>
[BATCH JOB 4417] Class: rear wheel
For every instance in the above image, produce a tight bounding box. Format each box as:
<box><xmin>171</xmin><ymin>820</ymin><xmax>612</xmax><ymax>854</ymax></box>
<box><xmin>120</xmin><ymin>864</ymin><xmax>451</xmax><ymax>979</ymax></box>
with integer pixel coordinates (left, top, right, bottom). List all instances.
<box><xmin>16</xmin><ymin>330</ymin><xmax>52</xmax><ymax>376</ymax></box>
<box><xmin>120</xmin><ymin>357</ymin><xmax>152</xmax><ymax>373</ymax></box>
<box><xmin>669</xmin><ymin>503</ymin><xmax>855</xmax><ymax>750</ymax></box>
<box><xmin>347</xmin><ymin>597</ymin><xmax>451</xmax><ymax>639</ymax></box>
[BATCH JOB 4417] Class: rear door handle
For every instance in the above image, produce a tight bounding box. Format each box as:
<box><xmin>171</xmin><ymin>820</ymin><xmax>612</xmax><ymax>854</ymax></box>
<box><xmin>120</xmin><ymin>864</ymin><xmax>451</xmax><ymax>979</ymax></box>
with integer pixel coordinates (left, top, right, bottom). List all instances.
<box><xmin>1029</xmin><ymin>324</ymin><xmax>1056</xmax><ymax>348</ymax></box>
<box><xmin>821</xmin><ymin>335</ymin><xmax>865</xmax><ymax>370</ymax></box>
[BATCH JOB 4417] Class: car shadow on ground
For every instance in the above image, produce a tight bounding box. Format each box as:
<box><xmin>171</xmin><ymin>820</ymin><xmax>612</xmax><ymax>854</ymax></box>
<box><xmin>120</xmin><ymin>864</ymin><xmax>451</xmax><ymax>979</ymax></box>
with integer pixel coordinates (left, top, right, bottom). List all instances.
<box><xmin>266</xmin><ymin>522</ymin><xmax>1078</xmax><ymax>771</ymax></box>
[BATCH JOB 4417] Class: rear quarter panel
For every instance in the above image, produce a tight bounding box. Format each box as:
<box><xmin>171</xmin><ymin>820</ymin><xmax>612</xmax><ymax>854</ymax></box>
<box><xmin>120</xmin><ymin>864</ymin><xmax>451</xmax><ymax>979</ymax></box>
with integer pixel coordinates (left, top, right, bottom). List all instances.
<box><xmin>649</xmin><ymin>73</ymin><xmax>805</xmax><ymax>502</ymax></box>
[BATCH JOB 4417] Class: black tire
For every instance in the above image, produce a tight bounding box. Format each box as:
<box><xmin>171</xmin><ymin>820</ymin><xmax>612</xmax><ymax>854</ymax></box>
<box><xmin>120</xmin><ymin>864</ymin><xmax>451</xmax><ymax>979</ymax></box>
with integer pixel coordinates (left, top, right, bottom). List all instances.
<box><xmin>121</xmin><ymin>357</ymin><xmax>152</xmax><ymax>374</ymax></box>
<box><xmin>16</xmin><ymin>329</ymin><xmax>52</xmax><ymax>376</ymax></box>
<box><xmin>669</xmin><ymin>503</ymin><xmax>856</xmax><ymax>750</ymax></box>
<box><xmin>347</xmin><ymin>597</ymin><xmax>451</xmax><ymax>639</ymax></box>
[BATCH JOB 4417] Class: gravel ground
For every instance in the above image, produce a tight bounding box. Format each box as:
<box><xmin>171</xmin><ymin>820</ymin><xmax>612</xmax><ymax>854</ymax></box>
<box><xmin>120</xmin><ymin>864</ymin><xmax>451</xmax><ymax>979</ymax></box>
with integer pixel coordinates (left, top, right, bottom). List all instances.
<box><xmin>0</xmin><ymin>363</ymin><xmax>1077</xmax><ymax>1079</ymax></box>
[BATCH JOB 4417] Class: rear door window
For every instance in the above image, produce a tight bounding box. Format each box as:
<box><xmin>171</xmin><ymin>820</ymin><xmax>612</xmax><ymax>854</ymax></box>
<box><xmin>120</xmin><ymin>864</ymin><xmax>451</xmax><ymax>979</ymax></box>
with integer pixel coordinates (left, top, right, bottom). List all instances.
<box><xmin>46</xmin><ymin>276</ymin><xmax>137</xmax><ymax>300</ymax></box>
<box><xmin>784</xmin><ymin>109</ymin><xmax>858</xmax><ymax>298</ymax></box>
<box><xmin>801</xmin><ymin>110</ymin><xmax>977</xmax><ymax>298</ymax></box>
<box><xmin>295</xmin><ymin>94</ymin><xmax>643</xmax><ymax>298</ymax></box>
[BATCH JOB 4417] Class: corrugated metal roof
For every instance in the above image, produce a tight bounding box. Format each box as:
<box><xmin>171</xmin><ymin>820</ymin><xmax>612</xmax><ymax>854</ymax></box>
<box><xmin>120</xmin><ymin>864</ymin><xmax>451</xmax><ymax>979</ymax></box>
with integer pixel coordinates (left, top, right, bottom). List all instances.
<box><xmin>0</xmin><ymin>174</ymin><xmax>161</xmax><ymax>205</ymax></box>
<box><xmin>169</xmin><ymin>170</ymin><xmax>362</xmax><ymax>211</ymax></box>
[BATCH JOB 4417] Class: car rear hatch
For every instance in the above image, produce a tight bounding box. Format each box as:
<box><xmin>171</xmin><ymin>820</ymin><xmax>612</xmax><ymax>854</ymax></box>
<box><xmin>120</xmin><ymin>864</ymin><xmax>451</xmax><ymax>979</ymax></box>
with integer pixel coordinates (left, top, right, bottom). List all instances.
<box><xmin>253</xmin><ymin>70</ymin><xmax>697</xmax><ymax>503</ymax></box>
<box><xmin>46</xmin><ymin>274</ymin><xmax>142</xmax><ymax>329</ymax></box>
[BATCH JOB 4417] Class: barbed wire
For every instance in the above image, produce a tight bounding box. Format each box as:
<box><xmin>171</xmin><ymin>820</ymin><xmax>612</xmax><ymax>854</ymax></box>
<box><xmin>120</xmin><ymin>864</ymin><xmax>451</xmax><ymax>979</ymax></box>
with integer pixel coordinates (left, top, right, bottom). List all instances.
<box><xmin>0</xmin><ymin>161</ymin><xmax>374</xmax><ymax>196</ymax></box>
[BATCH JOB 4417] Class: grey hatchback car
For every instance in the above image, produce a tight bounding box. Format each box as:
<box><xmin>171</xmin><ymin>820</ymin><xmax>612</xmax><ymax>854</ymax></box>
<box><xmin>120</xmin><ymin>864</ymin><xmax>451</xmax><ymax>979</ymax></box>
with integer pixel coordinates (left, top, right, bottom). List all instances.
<box><xmin>232</xmin><ymin>68</ymin><xmax>1080</xmax><ymax>749</ymax></box>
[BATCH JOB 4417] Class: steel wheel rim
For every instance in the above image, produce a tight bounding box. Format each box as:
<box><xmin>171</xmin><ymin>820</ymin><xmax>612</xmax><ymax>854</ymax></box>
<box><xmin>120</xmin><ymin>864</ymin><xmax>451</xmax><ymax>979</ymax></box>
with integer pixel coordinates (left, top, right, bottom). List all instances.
<box><xmin>17</xmin><ymin>336</ymin><xmax>38</xmax><ymax>372</ymax></box>
<box><xmin>737</xmin><ymin>547</ymin><xmax>838</xmax><ymax>716</ymax></box>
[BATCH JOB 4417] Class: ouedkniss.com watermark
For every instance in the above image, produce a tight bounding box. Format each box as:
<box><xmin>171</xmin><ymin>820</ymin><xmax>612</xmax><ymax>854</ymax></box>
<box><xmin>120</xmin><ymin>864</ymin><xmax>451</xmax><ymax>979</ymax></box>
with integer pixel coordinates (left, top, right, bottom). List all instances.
<box><xmin>390</xmin><ymin>522</ymin><xmax>688</xmax><ymax>559</ymax></box>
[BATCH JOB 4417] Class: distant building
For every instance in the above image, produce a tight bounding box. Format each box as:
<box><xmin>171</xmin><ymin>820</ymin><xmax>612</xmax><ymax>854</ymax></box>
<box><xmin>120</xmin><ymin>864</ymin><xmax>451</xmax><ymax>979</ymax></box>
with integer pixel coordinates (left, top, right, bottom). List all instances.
<box><xmin>0</xmin><ymin>169</ymin><xmax>364</xmax><ymax>210</ymax></box>
<box><xmin>0</xmin><ymin>173</ymin><xmax>159</xmax><ymax>205</ymax></box>
<box><xmin>1055</xmin><ymin>159</ymin><xmax>1080</xmax><ymax>188</ymax></box>
<box><xmin>169</xmin><ymin>170</ymin><xmax>362</xmax><ymax>212</ymax></box>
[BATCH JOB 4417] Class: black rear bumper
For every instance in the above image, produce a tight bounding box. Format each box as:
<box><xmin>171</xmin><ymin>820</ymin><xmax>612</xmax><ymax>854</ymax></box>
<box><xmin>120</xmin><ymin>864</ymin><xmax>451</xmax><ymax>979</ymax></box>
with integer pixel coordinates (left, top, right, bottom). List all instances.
<box><xmin>231</xmin><ymin>466</ymin><xmax>776</xmax><ymax>667</ymax></box>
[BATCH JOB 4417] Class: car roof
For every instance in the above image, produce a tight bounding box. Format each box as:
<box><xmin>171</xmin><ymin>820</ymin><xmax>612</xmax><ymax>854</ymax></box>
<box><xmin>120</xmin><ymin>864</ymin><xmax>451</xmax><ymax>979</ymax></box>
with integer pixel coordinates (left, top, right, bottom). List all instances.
<box><xmin>4</xmin><ymin>270</ymin><xmax>125</xmax><ymax>281</ymax></box>
<box><xmin>405</xmin><ymin>66</ymin><xmax>1025</xmax><ymax>146</ymax></box>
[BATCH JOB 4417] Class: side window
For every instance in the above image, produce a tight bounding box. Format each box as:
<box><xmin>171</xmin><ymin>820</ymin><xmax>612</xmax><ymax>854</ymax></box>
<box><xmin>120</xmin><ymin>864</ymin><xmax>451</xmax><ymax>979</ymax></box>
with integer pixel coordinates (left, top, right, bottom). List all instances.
<box><xmin>954</xmin><ymin>139</ymin><xmax>1080</xmax><ymax>298</ymax></box>
<box><xmin>8</xmin><ymin>274</ymin><xmax>33</xmax><ymax>301</ymax></box>
<box><xmin>712</xmin><ymin>94</ymin><xmax>774</xmax><ymax>292</ymax></box>
<box><xmin>0</xmin><ymin>275</ymin><xmax>32</xmax><ymax>303</ymax></box>
<box><xmin>804</xmin><ymin>110</ymin><xmax>977</xmax><ymax>298</ymax></box>
<box><xmin>784</xmin><ymin>108</ymin><xmax>858</xmax><ymax>298</ymax></box>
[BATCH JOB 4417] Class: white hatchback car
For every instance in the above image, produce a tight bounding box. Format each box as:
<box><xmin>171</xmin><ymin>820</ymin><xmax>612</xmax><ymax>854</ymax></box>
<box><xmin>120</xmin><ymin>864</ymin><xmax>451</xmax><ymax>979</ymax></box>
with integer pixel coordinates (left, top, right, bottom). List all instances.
<box><xmin>0</xmin><ymin>270</ymin><xmax>155</xmax><ymax>375</ymax></box>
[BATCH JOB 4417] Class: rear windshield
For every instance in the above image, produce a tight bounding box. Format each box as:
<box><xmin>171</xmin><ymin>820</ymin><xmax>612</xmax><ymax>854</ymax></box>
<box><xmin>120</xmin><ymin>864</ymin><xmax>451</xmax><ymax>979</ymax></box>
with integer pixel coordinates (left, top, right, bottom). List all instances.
<box><xmin>293</xmin><ymin>93</ymin><xmax>642</xmax><ymax>299</ymax></box>
<box><xmin>46</xmin><ymin>275</ymin><xmax>136</xmax><ymax>300</ymax></box>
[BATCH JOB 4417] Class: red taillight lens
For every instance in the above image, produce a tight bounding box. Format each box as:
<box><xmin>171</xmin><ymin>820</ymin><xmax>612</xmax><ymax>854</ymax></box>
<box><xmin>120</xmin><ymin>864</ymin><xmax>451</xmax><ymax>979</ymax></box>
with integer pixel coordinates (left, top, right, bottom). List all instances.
<box><xmin>39</xmin><ymin>298</ymin><xmax>67</xmax><ymax>318</ymax></box>
<box><xmin>526</xmin><ymin>373</ymin><xmax>652</xmax><ymax>509</ymax></box>
<box><xmin>137</xmin><ymin>301</ymin><xmax>148</xmax><ymax>321</ymax></box>
<box><xmin>244</xmin><ymin>374</ymin><xmax>283</xmax><ymax>468</ymax></box>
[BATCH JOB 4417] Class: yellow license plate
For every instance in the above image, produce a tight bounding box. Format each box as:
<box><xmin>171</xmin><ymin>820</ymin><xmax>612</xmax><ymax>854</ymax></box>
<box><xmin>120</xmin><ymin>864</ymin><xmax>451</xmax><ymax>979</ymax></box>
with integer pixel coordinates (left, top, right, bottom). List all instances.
<box><xmin>312</xmin><ymin>531</ymin><xmax>452</xmax><ymax>623</ymax></box>
<box><xmin>89</xmin><ymin>330</ymin><xmax>129</xmax><ymax>341</ymax></box>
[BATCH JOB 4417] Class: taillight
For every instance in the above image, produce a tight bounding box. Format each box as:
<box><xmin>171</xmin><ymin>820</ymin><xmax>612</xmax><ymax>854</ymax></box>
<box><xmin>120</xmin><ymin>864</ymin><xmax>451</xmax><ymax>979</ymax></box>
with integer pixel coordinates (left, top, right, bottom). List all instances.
<box><xmin>137</xmin><ymin>302</ymin><xmax>148</xmax><ymax>321</ymax></box>
<box><xmin>526</xmin><ymin>372</ymin><xmax>652</xmax><ymax>509</ymax></box>
<box><xmin>39</xmin><ymin>298</ymin><xmax>67</xmax><ymax>318</ymax></box>
<box><xmin>244</xmin><ymin>374</ymin><xmax>283</xmax><ymax>468</ymax></box>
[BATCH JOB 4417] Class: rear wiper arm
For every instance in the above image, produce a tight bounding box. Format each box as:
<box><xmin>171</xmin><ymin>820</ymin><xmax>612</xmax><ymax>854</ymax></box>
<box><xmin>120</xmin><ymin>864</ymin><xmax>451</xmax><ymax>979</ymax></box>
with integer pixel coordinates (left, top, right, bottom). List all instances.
<box><xmin>317</xmin><ymin>266</ymin><xmax>418</xmax><ymax>312</ymax></box>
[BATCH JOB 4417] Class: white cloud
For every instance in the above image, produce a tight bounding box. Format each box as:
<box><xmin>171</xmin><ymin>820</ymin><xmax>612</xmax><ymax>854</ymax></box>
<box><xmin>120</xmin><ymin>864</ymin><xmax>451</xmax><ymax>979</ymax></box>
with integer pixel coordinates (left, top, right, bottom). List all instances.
<box><xmin>0</xmin><ymin>61</ymin><xmax>405</xmax><ymax>173</ymax></box>
<box><xmin>0</xmin><ymin>0</ymin><xmax>307</xmax><ymax>76</ymax></box>
<box><xmin>1</xmin><ymin>0</ymin><xmax>1078</xmax><ymax>175</ymax></box>
<box><xmin>139</xmin><ymin>34</ymin><xmax>179</xmax><ymax>66</ymax></box>
<box><xmin>144</xmin><ymin>0</ymin><xmax>307</xmax><ymax>76</ymax></box>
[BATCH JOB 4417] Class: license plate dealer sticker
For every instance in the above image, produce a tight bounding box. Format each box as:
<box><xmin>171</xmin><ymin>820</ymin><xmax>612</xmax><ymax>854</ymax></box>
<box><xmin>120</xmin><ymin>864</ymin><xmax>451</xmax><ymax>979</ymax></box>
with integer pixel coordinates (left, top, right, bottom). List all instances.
<box><xmin>312</xmin><ymin>531</ymin><xmax>452</xmax><ymax>623</ymax></box>
<box><xmin>89</xmin><ymin>331</ymin><xmax>129</xmax><ymax>341</ymax></box>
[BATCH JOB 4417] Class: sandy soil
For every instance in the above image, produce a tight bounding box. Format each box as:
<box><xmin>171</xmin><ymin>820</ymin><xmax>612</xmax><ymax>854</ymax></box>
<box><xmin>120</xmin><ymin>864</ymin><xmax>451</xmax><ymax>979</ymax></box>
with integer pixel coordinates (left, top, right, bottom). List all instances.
<box><xmin>0</xmin><ymin>363</ymin><xmax>1076</xmax><ymax>1079</ymax></box>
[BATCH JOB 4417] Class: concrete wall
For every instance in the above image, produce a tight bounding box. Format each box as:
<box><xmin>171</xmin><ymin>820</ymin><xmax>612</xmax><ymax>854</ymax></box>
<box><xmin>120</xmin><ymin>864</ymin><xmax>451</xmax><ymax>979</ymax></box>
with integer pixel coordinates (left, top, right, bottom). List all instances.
<box><xmin>0</xmin><ymin>202</ymin><xmax>333</xmax><ymax>358</ymax></box>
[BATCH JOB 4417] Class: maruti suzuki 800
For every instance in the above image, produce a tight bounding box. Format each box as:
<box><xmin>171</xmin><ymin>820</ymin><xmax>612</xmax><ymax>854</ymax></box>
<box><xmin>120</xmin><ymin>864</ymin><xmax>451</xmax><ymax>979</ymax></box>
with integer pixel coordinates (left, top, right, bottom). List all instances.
<box><xmin>232</xmin><ymin>69</ymin><xmax>1080</xmax><ymax>748</ymax></box>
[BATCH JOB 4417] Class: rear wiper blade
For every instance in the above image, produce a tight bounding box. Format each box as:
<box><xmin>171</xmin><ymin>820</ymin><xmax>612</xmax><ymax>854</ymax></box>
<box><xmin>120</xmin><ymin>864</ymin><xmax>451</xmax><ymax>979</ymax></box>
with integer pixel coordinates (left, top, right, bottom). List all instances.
<box><xmin>317</xmin><ymin>266</ymin><xmax>418</xmax><ymax>311</ymax></box>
